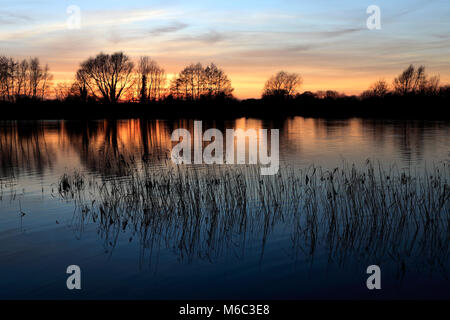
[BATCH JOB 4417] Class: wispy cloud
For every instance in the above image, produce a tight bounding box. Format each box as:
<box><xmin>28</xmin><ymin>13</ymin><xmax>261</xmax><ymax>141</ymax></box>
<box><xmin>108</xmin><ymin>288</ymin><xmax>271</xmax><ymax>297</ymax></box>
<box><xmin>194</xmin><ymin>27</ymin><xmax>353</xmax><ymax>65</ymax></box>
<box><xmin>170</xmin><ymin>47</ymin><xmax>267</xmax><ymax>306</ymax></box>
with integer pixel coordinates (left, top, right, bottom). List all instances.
<box><xmin>149</xmin><ymin>22</ymin><xmax>189</xmax><ymax>36</ymax></box>
<box><xmin>172</xmin><ymin>30</ymin><xmax>228</xmax><ymax>44</ymax></box>
<box><xmin>314</xmin><ymin>27</ymin><xmax>362</xmax><ymax>38</ymax></box>
<box><xmin>0</xmin><ymin>8</ymin><xmax>170</xmax><ymax>41</ymax></box>
<box><xmin>83</xmin><ymin>8</ymin><xmax>169</xmax><ymax>26</ymax></box>
<box><xmin>0</xmin><ymin>11</ymin><xmax>33</xmax><ymax>25</ymax></box>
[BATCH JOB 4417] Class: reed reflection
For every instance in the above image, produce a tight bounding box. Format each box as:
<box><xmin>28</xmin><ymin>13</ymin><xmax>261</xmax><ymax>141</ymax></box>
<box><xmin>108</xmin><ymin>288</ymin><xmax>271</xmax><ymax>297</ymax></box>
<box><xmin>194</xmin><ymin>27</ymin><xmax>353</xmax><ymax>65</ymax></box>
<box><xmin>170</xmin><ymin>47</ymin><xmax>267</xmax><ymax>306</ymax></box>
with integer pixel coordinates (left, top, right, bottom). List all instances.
<box><xmin>57</xmin><ymin>157</ymin><xmax>449</xmax><ymax>278</ymax></box>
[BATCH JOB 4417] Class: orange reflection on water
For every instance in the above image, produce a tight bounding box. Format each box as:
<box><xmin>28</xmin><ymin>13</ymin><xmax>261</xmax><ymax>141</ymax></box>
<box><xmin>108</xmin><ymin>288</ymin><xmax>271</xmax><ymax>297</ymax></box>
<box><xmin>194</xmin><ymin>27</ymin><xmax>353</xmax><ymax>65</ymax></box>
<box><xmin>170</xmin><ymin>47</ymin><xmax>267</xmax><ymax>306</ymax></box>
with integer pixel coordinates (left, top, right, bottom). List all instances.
<box><xmin>0</xmin><ymin>118</ymin><xmax>447</xmax><ymax>179</ymax></box>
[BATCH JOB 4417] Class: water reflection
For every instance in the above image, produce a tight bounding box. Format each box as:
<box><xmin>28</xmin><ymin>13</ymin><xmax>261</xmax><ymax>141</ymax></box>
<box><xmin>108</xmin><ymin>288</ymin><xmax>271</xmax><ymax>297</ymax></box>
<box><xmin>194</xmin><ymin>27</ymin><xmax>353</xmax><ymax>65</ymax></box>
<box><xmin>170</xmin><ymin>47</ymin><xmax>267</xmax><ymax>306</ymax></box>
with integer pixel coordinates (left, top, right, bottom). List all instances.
<box><xmin>0</xmin><ymin>121</ymin><xmax>58</xmax><ymax>178</ymax></box>
<box><xmin>0</xmin><ymin>118</ymin><xmax>449</xmax><ymax>298</ymax></box>
<box><xmin>58</xmin><ymin>159</ymin><xmax>449</xmax><ymax>280</ymax></box>
<box><xmin>0</xmin><ymin>118</ymin><xmax>448</xmax><ymax>180</ymax></box>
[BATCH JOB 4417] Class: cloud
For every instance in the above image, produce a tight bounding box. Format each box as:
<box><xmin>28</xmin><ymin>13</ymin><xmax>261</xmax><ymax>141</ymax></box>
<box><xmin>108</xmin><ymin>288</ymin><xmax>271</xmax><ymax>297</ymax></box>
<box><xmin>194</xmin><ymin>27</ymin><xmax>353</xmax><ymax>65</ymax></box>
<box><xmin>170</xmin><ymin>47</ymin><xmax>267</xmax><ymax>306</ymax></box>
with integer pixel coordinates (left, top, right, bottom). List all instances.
<box><xmin>0</xmin><ymin>8</ymin><xmax>170</xmax><ymax>41</ymax></box>
<box><xmin>0</xmin><ymin>11</ymin><xmax>33</xmax><ymax>25</ymax></box>
<box><xmin>83</xmin><ymin>8</ymin><xmax>169</xmax><ymax>26</ymax></box>
<box><xmin>149</xmin><ymin>22</ymin><xmax>188</xmax><ymax>36</ymax></box>
<box><xmin>173</xmin><ymin>30</ymin><xmax>228</xmax><ymax>44</ymax></box>
<box><xmin>236</xmin><ymin>45</ymin><xmax>311</xmax><ymax>58</ymax></box>
<box><xmin>314</xmin><ymin>28</ymin><xmax>363</xmax><ymax>38</ymax></box>
<box><xmin>239</xmin><ymin>27</ymin><xmax>364</xmax><ymax>40</ymax></box>
<box><xmin>433</xmin><ymin>34</ymin><xmax>450</xmax><ymax>39</ymax></box>
<box><xmin>383</xmin><ymin>0</ymin><xmax>441</xmax><ymax>24</ymax></box>
<box><xmin>197</xmin><ymin>30</ymin><xmax>227</xmax><ymax>43</ymax></box>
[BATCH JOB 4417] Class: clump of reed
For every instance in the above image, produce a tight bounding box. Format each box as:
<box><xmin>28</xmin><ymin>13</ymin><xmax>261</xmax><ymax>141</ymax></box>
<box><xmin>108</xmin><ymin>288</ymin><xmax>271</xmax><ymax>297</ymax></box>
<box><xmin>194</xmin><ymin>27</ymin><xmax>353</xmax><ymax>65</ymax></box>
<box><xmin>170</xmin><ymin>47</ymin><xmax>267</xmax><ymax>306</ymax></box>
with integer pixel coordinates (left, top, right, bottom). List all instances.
<box><xmin>57</xmin><ymin>158</ymin><xmax>449</xmax><ymax>276</ymax></box>
<box><xmin>58</xmin><ymin>170</ymin><xmax>86</xmax><ymax>198</ymax></box>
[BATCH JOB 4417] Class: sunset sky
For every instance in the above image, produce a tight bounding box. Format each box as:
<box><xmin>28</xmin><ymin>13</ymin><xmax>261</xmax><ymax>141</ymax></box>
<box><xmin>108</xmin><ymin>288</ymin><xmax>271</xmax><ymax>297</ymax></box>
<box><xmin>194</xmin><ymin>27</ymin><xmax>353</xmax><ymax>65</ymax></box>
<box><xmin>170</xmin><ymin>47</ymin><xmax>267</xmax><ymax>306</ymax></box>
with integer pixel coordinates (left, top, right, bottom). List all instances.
<box><xmin>1</xmin><ymin>0</ymin><xmax>449</xmax><ymax>99</ymax></box>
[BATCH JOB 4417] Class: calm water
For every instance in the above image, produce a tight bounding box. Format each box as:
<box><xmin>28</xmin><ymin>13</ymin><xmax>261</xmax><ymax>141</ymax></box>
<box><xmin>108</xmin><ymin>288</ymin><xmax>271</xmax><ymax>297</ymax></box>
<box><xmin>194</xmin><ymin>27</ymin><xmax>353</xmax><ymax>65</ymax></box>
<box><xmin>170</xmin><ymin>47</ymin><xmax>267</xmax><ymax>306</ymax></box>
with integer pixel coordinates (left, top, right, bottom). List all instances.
<box><xmin>0</xmin><ymin>118</ymin><xmax>448</xmax><ymax>299</ymax></box>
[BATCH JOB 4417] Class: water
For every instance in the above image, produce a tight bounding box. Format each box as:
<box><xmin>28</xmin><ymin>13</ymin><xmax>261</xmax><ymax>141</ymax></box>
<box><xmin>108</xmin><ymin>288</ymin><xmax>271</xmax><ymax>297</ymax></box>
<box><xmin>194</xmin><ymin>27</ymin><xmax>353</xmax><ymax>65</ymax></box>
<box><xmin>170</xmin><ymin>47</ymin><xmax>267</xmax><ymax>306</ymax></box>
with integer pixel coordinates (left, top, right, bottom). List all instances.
<box><xmin>0</xmin><ymin>118</ymin><xmax>448</xmax><ymax>299</ymax></box>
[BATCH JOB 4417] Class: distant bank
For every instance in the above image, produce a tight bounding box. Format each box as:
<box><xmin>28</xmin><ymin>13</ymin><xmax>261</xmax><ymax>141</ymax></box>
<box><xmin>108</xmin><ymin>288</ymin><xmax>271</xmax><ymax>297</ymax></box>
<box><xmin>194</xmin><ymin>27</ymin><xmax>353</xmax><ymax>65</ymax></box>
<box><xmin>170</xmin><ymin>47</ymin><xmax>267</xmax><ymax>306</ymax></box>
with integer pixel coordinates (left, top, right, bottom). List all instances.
<box><xmin>0</xmin><ymin>93</ymin><xmax>449</xmax><ymax>120</ymax></box>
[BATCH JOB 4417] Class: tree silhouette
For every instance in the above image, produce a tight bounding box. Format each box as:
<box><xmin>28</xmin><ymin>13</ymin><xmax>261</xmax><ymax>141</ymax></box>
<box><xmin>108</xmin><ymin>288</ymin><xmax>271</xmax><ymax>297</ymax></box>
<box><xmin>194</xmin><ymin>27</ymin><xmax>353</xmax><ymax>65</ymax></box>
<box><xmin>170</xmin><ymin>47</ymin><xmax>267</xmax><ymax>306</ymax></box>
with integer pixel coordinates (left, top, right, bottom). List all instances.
<box><xmin>39</xmin><ymin>64</ymin><xmax>53</xmax><ymax>99</ymax></box>
<box><xmin>2</xmin><ymin>51</ymin><xmax>450</xmax><ymax>122</ymax></box>
<box><xmin>203</xmin><ymin>63</ymin><xmax>233</xmax><ymax>98</ymax></box>
<box><xmin>16</xmin><ymin>59</ymin><xmax>29</xmax><ymax>96</ymax></box>
<box><xmin>137</xmin><ymin>57</ymin><xmax>150</xmax><ymax>103</ymax></box>
<box><xmin>262</xmin><ymin>71</ymin><xmax>302</xmax><ymax>99</ymax></box>
<box><xmin>170</xmin><ymin>63</ymin><xmax>203</xmax><ymax>99</ymax></box>
<box><xmin>75</xmin><ymin>69</ymin><xmax>89</xmax><ymax>102</ymax></box>
<box><xmin>0</xmin><ymin>55</ymin><xmax>52</xmax><ymax>101</ymax></box>
<box><xmin>393</xmin><ymin>65</ymin><xmax>440</xmax><ymax>95</ymax></box>
<box><xmin>0</xmin><ymin>56</ymin><xmax>14</xmax><ymax>101</ymax></box>
<box><xmin>78</xmin><ymin>52</ymin><xmax>134</xmax><ymax>103</ymax></box>
<box><xmin>29</xmin><ymin>58</ymin><xmax>43</xmax><ymax>98</ymax></box>
<box><xmin>371</xmin><ymin>79</ymin><xmax>389</xmax><ymax>97</ymax></box>
<box><xmin>135</xmin><ymin>57</ymin><xmax>167</xmax><ymax>103</ymax></box>
<box><xmin>170</xmin><ymin>62</ymin><xmax>233</xmax><ymax>100</ymax></box>
<box><xmin>362</xmin><ymin>79</ymin><xmax>389</xmax><ymax>98</ymax></box>
<box><xmin>325</xmin><ymin>90</ymin><xmax>340</xmax><ymax>99</ymax></box>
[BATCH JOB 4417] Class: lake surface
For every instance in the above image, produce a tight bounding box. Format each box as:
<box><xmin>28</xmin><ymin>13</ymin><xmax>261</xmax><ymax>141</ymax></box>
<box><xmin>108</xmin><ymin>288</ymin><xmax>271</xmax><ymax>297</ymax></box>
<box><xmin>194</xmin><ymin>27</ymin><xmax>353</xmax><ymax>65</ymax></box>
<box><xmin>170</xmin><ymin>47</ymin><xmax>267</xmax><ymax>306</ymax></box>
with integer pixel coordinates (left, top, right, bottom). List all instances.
<box><xmin>0</xmin><ymin>118</ymin><xmax>448</xmax><ymax>299</ymax></box>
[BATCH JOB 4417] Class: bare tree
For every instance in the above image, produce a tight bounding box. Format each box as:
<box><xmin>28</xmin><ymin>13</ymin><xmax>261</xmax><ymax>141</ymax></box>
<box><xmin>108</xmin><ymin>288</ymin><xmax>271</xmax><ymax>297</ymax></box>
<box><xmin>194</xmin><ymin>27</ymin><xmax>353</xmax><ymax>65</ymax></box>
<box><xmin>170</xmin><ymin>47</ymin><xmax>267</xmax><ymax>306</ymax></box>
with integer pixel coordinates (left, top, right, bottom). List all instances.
<box><xmin>262</xmin><ymin>71</ymin><xmax>302</xmax><ymax>98</ymax></box>
<box><xmin>0</xmin><ymin>56</ymin><xmax>52</xmax><ymax>101</ymax></box>
<box><xmin>74</xmin><ymin>69</ymin><xmax>89</xmax><ymax>102</ymax></box>
<box><xmin>204</xmin><ymin>63</ymin><xmax>233</xmax><ymax>98</ymax></box>
<box><xmin>393</xmin><ymin>65</ymin><xmax>424</xmax><ymax>94</ymax></box>
<box><xmin>78</xmin><ymin>52</ymin><xmax>134</xmax><ymax>103</ymax></box>
<box><xmin>421</xmin><ymin>75</ymin><xmax>440</xmax><ymax>95</ymax></box>
<box><xmin>363</xmin><ymin>79</ymin><xmax>389</xmax><ymax>98</ymax></box>
<box><xmin>16</xmin><ymin>59</ymin><xmax>29</xmax><ymax>96</ymax></box>
<box><xmin>393</xmin><ymin>65</ymin><xmax>441</xmax><ymax>95</ymax></box>
<box><xmin>0</xmin><ymin>56</ymin><xmax>9</xmax><ymax>100</ymax></box>
<box><xmin>29</xmin><ymin>57</ymin><xmax>43</xmax><ymax>98</ymax></box>
<box><xmin>170</xmin><ymin>62</ymin><xmax>233</xmax><ymax>99</ymax></box>
<box><xmin>169</xmin><ymin>77</ymin><xmax>183</xmax><ymax>99</ymax></box>
<box><xmin>136</xmin><ymin>56</ymin><xmax>167</xmax><ymax>103</ymax></box>
<box><xmin>40</xmin><ymin>64</ymin><xmax>53</xmax><ymax>99</ymax></box>
<box><xmin>171</xmin><ymin>63</ymin><xmax>203</xmax><ymax>100</ymax></box>
<box><xmin>147</xmin><ymin>59</ymin><xmax>166</xmax><ymax>101</ymax></box>
<box><xmin>137</xmin><ymin>56</ymin><xmax>150</xmax><ymax>103</ymax></box>
<box><xmin>54</xmin><ymin>83</ymin><xmax>70</xmax><ymax>101</ymax></box>
<box><xmin>0</xmin><ymin>56</ymin><xmax>16</xmax><ymax>101</ymax></box>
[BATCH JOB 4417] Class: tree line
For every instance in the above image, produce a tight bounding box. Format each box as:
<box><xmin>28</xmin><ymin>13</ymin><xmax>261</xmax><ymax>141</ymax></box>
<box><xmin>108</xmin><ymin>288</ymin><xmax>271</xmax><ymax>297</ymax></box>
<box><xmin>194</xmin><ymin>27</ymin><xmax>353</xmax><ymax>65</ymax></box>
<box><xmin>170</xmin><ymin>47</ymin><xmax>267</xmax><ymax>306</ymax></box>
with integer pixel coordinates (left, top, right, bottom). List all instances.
<box><xmin>61</xmin><ymin>52</ymin><xmax>234</xmax><ymax>103</ymax></box>
<box><xmin>1</xmin><ymin>51</ymin><xmax>449</xmax><ymax>104</ymax></box>
<box><xmin>361</xmin><ymin>65</ymin><xmax>442</xmax><ymax>98</ymax></box>
<box><xmin>0</xmin><ymin>56</ymin><xmax>52</xmax><ymax>101</ymax></box>
<box><xmin>261</xmin><ymin>65</ymin><xmax>446</xmax><ymax>100</ymax></box>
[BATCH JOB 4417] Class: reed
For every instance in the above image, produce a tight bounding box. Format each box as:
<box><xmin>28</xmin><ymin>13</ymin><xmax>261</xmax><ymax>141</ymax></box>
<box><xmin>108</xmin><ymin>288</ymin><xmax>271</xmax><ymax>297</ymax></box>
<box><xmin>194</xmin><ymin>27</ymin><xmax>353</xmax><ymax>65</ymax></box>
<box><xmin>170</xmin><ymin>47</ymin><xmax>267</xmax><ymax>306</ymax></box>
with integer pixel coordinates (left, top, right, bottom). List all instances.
<box><xmin>57</xmin><ymin>158</ymin><xmax>449</xmax><ymax>276</ymax></box>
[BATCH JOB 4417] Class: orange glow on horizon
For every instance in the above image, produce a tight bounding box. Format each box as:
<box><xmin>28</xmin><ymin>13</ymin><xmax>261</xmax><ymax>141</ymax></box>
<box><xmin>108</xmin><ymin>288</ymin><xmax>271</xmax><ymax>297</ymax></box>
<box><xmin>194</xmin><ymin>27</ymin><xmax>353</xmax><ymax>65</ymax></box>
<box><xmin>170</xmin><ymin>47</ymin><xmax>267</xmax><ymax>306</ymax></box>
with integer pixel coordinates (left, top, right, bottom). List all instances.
<box><xmin>48</xmin><ymin>63</ymin><xmax>450</xmax><ymax>100</ymax></box>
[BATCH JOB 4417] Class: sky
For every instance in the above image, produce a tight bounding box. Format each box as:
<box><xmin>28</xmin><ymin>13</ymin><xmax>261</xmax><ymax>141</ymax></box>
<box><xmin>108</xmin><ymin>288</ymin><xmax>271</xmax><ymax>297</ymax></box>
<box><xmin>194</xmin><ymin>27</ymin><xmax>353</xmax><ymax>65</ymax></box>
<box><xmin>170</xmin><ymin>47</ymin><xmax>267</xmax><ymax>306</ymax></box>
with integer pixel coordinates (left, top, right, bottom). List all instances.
<box><xmin>1</xmin><ymin>0</ymin><xmax>449</xmax><ymax>99</ymax></box>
